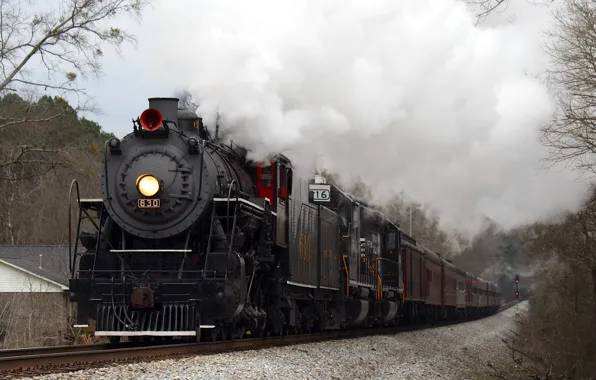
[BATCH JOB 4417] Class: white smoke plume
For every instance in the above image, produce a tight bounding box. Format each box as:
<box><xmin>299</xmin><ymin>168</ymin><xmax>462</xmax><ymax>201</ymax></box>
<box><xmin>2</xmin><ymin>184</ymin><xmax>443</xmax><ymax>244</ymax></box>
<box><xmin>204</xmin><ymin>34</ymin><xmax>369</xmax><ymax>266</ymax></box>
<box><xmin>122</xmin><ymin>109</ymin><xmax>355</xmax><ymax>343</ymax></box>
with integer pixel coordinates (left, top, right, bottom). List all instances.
<box><xmin>140</xmin><ymin>0</ymin><xmax>591</xmax><ymax>232</ymax></box>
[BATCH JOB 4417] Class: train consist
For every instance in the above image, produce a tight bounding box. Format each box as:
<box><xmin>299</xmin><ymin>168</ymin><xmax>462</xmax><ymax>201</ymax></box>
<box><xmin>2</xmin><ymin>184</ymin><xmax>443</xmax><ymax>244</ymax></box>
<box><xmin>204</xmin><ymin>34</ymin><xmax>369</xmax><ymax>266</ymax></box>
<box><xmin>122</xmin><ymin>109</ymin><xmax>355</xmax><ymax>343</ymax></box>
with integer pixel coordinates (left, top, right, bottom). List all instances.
<box><xmin>68</xmin><ymin>97</ymin><xmax>502</xmax><ymax>343</ymax></box>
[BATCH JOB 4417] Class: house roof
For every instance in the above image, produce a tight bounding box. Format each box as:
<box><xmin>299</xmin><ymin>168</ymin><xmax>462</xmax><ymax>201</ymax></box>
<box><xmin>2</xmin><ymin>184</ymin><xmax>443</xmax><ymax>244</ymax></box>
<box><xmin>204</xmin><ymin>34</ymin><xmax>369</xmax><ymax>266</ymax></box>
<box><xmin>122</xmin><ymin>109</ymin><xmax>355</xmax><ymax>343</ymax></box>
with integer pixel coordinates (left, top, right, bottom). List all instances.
<box><xmin>0</xmin><ymin>245</ymin><xmax>70</xmax><ymax>289</ymax></box>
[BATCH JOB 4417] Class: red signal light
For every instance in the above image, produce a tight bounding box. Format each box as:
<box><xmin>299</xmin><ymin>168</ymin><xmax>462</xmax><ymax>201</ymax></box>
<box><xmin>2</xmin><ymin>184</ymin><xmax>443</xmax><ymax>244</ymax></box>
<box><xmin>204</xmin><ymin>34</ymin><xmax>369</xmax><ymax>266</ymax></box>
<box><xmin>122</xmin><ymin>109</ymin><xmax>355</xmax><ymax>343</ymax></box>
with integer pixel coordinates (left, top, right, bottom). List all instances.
<box><xmin>515</xmin><ymin>291</ymin><xmax>519</xmax><ymax>297</ymax></box>
<box><xmin>515</xmin><ymin>279</ymin><xmax>519</xmax><ymax>283</ymax></box>
<box><xmin>140</xmin><ymin>108</ymin><xmax>163</xmax><ymax>132</ymax></box>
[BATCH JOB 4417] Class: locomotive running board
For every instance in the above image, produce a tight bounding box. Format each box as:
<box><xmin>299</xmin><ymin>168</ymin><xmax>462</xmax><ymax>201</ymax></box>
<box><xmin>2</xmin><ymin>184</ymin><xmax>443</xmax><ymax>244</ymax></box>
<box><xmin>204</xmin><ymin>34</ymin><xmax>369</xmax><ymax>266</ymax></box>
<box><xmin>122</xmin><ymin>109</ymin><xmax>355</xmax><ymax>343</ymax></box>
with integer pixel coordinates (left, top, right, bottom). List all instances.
<box><xmin>213</xmin><ymin>197</ymin><xmax>277</xmax><ymax>216</ymax></box>
<box><xmin>213</xmin><ymin>197</ymin><xmax>269</xmax><ymax>211</ymax></box>
<box><xmin>95</xmin><ymin>331</ymin><xmax>197</xmax><ymax>336</ymax></box>
<box><xmin>95</xmin><ymin>326</ymin><xmax>216</xmax><ymax>337</ymax></box>
<box><xmin>109</xmin><ymin>249</ymin><xmax>192</xmax><ymax>253</ymax></box>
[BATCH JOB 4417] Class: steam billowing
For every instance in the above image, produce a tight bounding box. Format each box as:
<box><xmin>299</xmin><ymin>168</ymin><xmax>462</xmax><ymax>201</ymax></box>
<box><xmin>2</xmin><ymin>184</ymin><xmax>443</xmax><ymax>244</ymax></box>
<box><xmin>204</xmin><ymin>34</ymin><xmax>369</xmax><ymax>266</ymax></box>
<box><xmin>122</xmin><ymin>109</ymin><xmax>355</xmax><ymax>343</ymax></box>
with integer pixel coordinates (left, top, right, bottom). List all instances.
<box><xmin>143</xmin><ymin>0</ymin><xmax>589</xmax><ymax>232</ymax></box>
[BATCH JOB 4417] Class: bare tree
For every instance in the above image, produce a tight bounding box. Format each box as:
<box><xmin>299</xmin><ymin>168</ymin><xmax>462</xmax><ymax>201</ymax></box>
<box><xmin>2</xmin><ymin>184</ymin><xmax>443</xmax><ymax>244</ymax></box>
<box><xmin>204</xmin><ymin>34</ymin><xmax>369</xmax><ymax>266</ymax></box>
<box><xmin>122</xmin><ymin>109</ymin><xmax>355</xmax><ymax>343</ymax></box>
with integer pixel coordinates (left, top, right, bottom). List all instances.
<box><xmin>467</xmin><ymin>0</ymin><xmax>511</xmax><ymax>23</ymax></box>
<box><xmin>518</xmin><ymin>185</ymin><xmax>596</xmax><ymax>316</ymax></box>
<box><xmin>466</xmin><ymin>0</ymin><xmax>556</xmax><ymax>24</ymax></box>
<box><xmin>0</xmin><ymin>0</ymin><xmax>146</xmax><ymax>96</ymax></box>
<box><xmin>509</xmin><ymin>202</ymin><xmax>596</xmax><ymax>377</ymax></box>
<box><xmin>0</xmin><ymin>0</ymin><xmax>147</xmax><ymax>178</ymax></box>
<box><xmin>540</xmin><ymin>0</ymin><xmax>596</xmax><ymax>174</ymax></box>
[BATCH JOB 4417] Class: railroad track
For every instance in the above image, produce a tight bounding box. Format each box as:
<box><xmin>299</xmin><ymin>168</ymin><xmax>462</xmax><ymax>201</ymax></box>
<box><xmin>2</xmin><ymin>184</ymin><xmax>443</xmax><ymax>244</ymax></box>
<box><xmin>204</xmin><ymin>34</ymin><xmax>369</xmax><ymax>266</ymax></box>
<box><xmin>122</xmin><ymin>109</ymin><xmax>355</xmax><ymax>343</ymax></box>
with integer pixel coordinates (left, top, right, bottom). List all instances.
<box><xmin>0</xmin><ymin>302</ymin><xmax>520</xmax><ymax>379</ymax></box>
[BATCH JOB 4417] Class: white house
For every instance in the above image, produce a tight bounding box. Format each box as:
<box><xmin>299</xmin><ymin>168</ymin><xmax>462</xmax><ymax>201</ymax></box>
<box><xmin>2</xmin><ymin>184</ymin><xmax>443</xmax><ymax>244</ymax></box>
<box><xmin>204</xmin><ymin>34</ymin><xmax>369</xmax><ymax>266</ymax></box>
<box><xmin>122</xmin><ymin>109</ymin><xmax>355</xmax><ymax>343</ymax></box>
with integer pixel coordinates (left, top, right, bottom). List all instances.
<box><xmin>0</xmin><ymin>245</ymin><xmax>69</xmax><ymax>293</ymax></box>
<box><xmin>0</xmin><ymin>245</ymin><xmax>71</xmax><ymax>347</ymax></box>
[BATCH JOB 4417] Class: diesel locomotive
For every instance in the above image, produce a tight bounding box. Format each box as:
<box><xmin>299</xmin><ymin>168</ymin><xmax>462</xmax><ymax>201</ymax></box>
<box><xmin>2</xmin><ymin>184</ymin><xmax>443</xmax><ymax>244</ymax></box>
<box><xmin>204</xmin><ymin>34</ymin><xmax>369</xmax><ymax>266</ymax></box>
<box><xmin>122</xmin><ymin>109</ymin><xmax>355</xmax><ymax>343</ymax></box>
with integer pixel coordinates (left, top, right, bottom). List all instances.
<box><xmin>67</xmin><ymin>97</ymin><xmax>501</xmax><ymax>343</ymax></box>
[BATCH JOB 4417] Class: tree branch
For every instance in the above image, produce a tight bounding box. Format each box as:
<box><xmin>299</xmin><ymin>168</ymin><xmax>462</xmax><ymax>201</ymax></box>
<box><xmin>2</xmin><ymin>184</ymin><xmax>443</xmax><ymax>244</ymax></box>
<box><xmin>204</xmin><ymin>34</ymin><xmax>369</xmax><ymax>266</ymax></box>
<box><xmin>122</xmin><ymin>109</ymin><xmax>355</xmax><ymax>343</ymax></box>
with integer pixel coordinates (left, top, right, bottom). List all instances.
<box><xmin>0</xmin><ymin>145</ymin><xmax>72</xmax><ymax>180</ymax></box>
<box><xmin>0</xmin><ymin>0</ymin><xmax>147</xmax><ymax>98</ymax></box>
<box><xmin>541</xmin><ymin>0</ymin><xmax>596</xmax><ymax>174</ymax></box>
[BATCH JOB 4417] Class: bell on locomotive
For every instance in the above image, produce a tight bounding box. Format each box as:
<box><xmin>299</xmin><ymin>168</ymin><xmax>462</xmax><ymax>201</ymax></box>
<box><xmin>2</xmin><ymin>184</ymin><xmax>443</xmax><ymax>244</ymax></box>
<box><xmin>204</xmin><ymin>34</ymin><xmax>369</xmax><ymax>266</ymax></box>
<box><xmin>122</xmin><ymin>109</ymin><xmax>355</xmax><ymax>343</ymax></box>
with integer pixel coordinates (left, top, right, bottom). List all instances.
<box><xmin>67</xmin><ymin>97</ymin><xmax>271</xmax><ymax>343</ymax></box>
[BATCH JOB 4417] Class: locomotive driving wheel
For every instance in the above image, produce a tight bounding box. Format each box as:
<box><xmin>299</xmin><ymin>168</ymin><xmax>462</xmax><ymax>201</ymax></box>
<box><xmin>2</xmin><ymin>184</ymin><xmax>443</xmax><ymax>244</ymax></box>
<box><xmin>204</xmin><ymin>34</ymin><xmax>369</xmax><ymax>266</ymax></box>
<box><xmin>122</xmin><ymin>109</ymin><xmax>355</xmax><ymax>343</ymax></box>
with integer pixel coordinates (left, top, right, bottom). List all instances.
<box><xmin>252</xmin><ymin>318</ymin><xmax>267</xmax><ymax>337</ymax></box>
<box><xmin>231</xmin><ymin>325</ymin><xmax>246</xmax><ymax>340</ymax></box>
<box><xmin>209</xmin><ymin>327</ymin><xmax>219</xmax><ymax>341</ymax></box>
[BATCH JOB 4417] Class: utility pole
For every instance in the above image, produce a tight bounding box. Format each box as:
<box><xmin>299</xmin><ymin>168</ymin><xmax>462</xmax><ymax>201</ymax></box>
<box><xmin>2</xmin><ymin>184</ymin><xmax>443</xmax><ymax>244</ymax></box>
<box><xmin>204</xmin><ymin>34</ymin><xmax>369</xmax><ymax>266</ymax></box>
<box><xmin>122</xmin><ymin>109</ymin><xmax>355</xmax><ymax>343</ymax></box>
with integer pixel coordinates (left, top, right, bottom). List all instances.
<box><xmin>409</xmin><ymin>204</ymin><xmax>412</xmax><ymax>235</ymax></box>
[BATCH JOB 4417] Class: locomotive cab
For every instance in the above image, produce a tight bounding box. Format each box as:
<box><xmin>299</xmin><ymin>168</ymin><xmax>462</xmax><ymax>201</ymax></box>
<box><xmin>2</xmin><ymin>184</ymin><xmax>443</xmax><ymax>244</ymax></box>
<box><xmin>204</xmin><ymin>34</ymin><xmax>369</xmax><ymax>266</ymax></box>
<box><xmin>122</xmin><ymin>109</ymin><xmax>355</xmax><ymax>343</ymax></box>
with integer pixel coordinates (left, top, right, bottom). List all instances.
<box><xmin>245</xmin><ymin>156</ymin><xmax>293</xmax><ymax>248</ymax></box>
<box><xmin>250</xmin><ymin>156</ymin><xmax>293</xmax><ymax>212</ymax></box>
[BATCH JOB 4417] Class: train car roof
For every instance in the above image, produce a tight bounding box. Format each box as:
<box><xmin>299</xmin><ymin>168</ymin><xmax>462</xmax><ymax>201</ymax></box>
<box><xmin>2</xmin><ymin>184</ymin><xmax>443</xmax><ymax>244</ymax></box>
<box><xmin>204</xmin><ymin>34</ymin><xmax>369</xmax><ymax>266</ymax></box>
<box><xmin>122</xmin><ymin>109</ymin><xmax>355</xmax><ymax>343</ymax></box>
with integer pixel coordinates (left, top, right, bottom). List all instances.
<box><xmin>330</xmin><ymin>182</ymin><xmax>400</xmax><ymax>230</ymax></box>
<box><xmin>442</xmin><ymin>258</ymin><xmax>456</xmax><ymax>270</ymax></box>
<box><xmin>422</xmin><ymin>247</ymin><xmax>441</xmax><ymax>264</ymax></box>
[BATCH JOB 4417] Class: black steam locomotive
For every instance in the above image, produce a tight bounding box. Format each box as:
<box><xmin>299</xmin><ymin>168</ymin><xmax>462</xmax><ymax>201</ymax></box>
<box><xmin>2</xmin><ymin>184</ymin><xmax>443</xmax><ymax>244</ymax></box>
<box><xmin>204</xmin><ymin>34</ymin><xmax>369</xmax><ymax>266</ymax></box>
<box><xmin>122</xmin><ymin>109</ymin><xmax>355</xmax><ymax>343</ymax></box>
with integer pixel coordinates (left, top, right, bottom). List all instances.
<box><xmin>68</xmin><ymin>97</ymin><xmax>501</xmax><ymax>343</ymax></box>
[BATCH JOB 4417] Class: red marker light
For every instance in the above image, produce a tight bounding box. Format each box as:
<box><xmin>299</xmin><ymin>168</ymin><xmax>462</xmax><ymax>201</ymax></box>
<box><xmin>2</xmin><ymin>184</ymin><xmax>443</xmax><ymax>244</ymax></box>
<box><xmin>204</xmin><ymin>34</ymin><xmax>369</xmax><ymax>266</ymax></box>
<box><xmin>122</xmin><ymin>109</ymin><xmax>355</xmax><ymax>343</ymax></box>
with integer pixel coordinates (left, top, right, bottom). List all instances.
<box><xmin>140</xmin><ymin>108</ymin><xmax>163</xmax><ymax>132</ymax></box>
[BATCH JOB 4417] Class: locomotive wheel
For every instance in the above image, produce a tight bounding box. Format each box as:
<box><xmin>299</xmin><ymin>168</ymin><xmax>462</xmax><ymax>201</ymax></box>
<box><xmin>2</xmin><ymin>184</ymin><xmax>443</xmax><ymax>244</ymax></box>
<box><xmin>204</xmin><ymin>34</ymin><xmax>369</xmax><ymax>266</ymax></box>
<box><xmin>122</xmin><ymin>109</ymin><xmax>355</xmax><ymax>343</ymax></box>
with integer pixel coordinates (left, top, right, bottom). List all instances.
<box><xmin>108</xmin><ymin>336</ymin><xmax>121</xmax><ymax>344</ymax></box>
<box><xmin>221</xmin><ymin>326</ymin><xmax>232</xmax><ymax>341</ymax></box>
<box><xmin>231</xmin><ymin>325</ymin><xmax>246</xmax><ymax>340</ymax></box>
<box><xmin>281</xmin><ymin>326</ymin><xmax>293</xmax><ymax>336</ymax></box>
<box><xmin>219</xmin><ymin>326</ymin><xmax>227</xmax><ymax>341</ymax></box>
<box><xmin>210</xmin><ymin>327</ymin><xmax>220</xmax><ymax>341</ymax></box>
<box><xmin>253</xmin><ymin>319</ymin><xmax>266</xmax><ymax>337</ymax></box>
<box><xmin>210</xmin><ymin>326</ymin><xmax>230</xmax><ymax>341</ymax></box>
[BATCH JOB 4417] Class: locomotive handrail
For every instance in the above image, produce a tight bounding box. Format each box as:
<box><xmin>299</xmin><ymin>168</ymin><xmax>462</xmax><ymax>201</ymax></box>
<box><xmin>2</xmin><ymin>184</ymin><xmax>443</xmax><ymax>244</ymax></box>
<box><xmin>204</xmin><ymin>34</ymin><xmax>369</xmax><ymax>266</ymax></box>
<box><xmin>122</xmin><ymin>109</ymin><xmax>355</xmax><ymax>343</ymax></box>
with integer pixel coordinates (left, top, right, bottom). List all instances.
<box><xmin>103</xmin><ymin>140</ymin><xmax>111</xmax><ymax>201</ymax></box>
<box><xmin>203</xmin><ymin>138</ymin><xmax>244</xmax><ymax>163</ymax></box>
<box><xmin>342</xmin><ymin>255</ymin><xmax>350</xmax><ymax>296</ymax></box>
<box><xmin>226</xmin><ymin>180</ymin><xmax>240</xmax><ymax>232</ymax></box>
<box><xmin>197</xmin><ymin>139</ymin><xmax>206</xmax><ymax>200</ymax></box>
<box><xmin>225</xmin><ymin>179</ymin><xmax>240</xmax><ymax>280</ymax></box>
<box><xmin>375</xmin><ymin>257</ymin><xmax>400</xmax><ymax>301</ymax></box>
<box><xmin>361</xmin><ymin>256</ymin><xmax>383</xmax><ymax>301</ymax></box>
<box><xmin>90</xmin><ymin>204</ymin><xmax>109</xmax><ymax>279</ymax></box>
<box><xmin>375</xmin><ymin>257</ymin><xmax>400</xmax><ymax>272</ymax></box>
<box><xmin>68</xmin><ymin>179</ymin><xmax>81</xmax><ymax>277</ymax></box>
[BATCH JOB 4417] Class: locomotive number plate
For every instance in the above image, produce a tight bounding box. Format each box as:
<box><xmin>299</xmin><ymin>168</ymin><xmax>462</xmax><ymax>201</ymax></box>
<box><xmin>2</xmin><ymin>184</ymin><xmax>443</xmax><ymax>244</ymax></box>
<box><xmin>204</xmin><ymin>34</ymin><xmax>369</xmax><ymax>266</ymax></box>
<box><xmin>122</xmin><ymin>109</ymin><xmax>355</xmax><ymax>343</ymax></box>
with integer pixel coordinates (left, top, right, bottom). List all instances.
<box><xmin>308</xmin><ymin>184</ymin><xmax>331</xmax><ymax>202</ymax></box>
<box><xmin>138</xmin><ymin>199</ymin><xmax>160</xmax><ymax>208</ymax></box>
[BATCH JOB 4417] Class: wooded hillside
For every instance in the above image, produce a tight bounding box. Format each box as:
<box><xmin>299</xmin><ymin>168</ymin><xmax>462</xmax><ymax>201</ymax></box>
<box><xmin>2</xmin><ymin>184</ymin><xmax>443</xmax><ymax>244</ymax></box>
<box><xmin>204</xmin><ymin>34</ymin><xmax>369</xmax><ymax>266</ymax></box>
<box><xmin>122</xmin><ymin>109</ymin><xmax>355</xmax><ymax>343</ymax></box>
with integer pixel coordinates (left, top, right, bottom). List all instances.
<box><xmin>0</xmin><ymin>93</ymin><xmax>111</xmax><ymax>244</ymax></box>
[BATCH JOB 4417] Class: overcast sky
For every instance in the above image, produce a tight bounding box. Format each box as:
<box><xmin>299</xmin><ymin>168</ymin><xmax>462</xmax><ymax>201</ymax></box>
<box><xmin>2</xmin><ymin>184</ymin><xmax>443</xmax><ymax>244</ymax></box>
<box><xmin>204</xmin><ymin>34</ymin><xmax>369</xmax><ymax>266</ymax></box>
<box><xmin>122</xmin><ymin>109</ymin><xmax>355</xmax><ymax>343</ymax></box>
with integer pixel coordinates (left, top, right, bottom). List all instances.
<box><xmin>74</xmin><ymin>0</ymin><xmax>591</xmax><ymax>234</ymax></box>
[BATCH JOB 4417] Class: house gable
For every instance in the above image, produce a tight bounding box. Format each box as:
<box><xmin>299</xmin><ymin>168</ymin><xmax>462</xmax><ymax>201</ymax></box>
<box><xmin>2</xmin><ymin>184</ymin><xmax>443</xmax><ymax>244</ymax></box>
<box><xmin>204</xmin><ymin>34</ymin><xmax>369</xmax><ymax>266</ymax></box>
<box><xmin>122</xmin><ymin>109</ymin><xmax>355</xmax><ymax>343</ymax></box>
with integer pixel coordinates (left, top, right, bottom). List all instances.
<box><xmin>0</xmin><ymin>245</ymin><xmax>69</xmax><ymax>289</ymax></box>
<box><xmin>0</xmin><ymin>259</ymin><xmax>67</xmax><ymax>292</ymax></box>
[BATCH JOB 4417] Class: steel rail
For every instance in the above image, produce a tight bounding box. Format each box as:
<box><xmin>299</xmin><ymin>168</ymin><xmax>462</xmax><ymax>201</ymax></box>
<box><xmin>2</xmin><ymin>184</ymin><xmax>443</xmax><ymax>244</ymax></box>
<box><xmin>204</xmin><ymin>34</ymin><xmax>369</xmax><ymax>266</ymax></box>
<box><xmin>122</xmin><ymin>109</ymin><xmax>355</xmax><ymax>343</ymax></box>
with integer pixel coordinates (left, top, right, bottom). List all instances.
<box><xmin>0</xmin><ymin>302</ymin><xmax>519</xmax><ymax>379</ymax></box>
<box><xmin>0</xmin><ymin>340</ymin><xmax>176</xmax><ymax>360</ymax></box>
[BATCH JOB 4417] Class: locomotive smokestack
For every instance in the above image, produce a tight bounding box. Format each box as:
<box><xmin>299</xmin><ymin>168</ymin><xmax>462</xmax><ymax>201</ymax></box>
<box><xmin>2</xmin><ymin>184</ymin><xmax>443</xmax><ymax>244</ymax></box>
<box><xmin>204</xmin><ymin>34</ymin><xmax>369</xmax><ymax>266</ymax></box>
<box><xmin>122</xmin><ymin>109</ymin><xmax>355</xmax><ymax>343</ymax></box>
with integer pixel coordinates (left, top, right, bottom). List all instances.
<box><xmin>148</xmin><ymin>97</ymin><xmax>179</xmax><ymax>125</ymax></box>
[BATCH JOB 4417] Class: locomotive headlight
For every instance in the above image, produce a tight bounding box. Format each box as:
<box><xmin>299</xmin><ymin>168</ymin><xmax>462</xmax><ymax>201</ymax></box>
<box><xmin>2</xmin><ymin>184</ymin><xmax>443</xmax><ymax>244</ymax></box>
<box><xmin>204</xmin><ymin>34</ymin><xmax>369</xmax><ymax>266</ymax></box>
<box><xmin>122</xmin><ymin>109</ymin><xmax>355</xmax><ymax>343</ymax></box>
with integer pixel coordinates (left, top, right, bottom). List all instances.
<box><xmin>136</xmin><ymin>174</ymin><xmax>160</xmax><ymax>197</ymax></box>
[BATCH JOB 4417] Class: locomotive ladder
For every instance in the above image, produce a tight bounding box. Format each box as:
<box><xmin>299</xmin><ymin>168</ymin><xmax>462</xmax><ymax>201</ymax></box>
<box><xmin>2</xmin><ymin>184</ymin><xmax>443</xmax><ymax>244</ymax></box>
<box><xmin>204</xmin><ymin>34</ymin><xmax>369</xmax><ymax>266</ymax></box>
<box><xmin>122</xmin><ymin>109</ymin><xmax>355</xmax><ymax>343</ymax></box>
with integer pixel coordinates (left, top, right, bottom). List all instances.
<box><xmin>363</xmin><ymin>257</ymin><xmax>383</xmax><ymax>301</ymax></box>
<box><xmin>205</xmin><ymin>181</ymin><xmax>241</xmax><ymax>280</ymax></box>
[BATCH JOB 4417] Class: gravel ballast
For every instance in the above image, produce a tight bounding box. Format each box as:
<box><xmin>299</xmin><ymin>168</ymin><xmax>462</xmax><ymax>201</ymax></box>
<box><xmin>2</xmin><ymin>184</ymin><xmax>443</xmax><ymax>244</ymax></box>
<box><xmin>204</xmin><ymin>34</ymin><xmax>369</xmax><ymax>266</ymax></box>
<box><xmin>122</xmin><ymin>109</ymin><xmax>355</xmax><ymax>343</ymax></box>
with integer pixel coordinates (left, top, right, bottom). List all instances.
<box><xmin>23</xmin><ymin>302</ymin><xmax>528</xmax><ymax>380</ymax></box>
